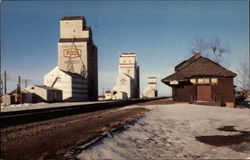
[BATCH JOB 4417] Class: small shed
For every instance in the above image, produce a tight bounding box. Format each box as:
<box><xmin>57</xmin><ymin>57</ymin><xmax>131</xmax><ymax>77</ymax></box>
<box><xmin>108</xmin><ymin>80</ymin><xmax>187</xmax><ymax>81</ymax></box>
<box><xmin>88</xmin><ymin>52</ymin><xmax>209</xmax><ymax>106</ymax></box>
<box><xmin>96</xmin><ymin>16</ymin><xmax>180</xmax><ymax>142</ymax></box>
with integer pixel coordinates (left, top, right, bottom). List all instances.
<box><xmin>8</xmin><ymin>88</ymin><xmax>33</xmax><ymax>104</ymax></box>
<box><xmin>105</xmin><ymin>90</ymin><xmax>113</xmax><ymax>100</ymax></box>
<box><xmin>26</xmin><ymin>85</ymin><xmax>62</xmax><ymax>103</ymax></box>
<box><xmin>161</xmin><ymin>53</ymin><xmax>237</xmax><ymax>107</ymax></box>
<box><xmin>1</xmin><ymin>94</ymin><xmax>15</xmax><ymax>105</ymax></box>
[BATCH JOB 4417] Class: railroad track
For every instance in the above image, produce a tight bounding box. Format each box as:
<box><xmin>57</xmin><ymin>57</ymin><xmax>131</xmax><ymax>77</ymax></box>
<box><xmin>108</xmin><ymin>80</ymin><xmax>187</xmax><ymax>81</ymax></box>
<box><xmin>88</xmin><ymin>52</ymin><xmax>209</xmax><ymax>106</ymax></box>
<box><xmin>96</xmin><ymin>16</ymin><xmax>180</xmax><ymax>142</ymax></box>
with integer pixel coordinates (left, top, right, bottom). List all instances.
<box><xmin>0</xmin><ymin>98</ymin><xmax>159</xmax><ymax>128</ymax></box>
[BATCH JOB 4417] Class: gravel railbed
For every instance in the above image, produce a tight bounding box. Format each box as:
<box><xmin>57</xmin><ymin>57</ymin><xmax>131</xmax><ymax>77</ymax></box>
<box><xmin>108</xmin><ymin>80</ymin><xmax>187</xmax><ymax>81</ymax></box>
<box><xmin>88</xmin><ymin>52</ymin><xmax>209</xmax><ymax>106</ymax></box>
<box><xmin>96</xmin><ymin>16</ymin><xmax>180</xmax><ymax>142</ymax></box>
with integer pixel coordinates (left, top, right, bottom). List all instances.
<box><xmin>1</xmin><ymin>107</ymin><xmax>149</xmax><ymax>160</ymax></box>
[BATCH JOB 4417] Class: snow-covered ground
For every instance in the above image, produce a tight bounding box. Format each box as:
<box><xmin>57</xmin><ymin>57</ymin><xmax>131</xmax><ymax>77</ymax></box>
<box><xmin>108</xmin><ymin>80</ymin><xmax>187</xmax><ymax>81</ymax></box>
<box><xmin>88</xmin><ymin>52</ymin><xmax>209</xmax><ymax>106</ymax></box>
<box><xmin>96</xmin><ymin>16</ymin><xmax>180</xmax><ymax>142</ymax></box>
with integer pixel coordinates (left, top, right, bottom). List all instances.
<box><xmin>77</xmin><ymin>104</ymin><xmax>250</xmax><ymax>159</ymax></box>
<box><xmin>0</xmin><ymin>101</ymin><xmax>110</xmax><ymax>112</ymax></box>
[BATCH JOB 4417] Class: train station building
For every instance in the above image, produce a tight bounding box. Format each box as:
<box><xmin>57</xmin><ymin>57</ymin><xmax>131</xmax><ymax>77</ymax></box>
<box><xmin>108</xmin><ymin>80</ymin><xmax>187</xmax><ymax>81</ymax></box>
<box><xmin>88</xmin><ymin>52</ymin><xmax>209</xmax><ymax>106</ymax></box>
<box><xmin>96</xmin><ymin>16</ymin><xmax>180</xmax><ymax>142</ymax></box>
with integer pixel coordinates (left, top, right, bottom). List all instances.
<box><xmin>161</xmin><ymin>52</ymin><xmax>236</xmax><ymax>107</ymax></box>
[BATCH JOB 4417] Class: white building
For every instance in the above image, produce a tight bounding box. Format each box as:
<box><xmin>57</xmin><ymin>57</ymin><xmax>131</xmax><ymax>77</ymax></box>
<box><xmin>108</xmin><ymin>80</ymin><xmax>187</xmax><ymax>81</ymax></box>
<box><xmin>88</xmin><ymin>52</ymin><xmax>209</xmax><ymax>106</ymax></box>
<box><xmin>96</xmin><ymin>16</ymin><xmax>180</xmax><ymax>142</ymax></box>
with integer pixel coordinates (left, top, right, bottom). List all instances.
<box><xmin>141</xmin><ymin>77</ymin><xmax>158</xmax><ymax>98</ymax></box>
<box><xmin>26</xmin><ymin>85</ymin><xmax>62</xmax><ymax>102</ymax></box>
<box><xmin>44</xmin><ymin>66</ymin><xmax>86</xmax><ymax>101</ymax></box>
<box><xmin>112</xmin><ymin>53</ymin><xmax>140</xmax><ymax>100</ymax></box>
<box><xmin>44</xmin><ymin>16</ymin><xmax>98</xmax><ymax>101</ymax></box>
<box><xmin>104</xmin><ymin>90</ymin><xmax>113</xmax><ymax>100</ymax></box>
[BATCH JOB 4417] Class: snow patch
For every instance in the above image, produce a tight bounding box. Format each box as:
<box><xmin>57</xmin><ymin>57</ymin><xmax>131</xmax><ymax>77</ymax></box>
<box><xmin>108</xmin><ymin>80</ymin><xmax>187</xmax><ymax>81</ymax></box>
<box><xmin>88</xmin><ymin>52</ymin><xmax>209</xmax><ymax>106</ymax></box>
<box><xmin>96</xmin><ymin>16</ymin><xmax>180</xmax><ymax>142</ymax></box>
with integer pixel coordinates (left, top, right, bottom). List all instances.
<box><xmin>1</xmin><ymin>101</ymin><xmax>105</xmax><ymax>112</ymax></box>
<box><xmin>118</xmin><ymin>104</ymin><xmax>159</xmax><ymax>110</ymax></box>
<box><xmin>77</xmin><ymin>104</ymin><xmax>250</xmax><ymax>159</ymax></box>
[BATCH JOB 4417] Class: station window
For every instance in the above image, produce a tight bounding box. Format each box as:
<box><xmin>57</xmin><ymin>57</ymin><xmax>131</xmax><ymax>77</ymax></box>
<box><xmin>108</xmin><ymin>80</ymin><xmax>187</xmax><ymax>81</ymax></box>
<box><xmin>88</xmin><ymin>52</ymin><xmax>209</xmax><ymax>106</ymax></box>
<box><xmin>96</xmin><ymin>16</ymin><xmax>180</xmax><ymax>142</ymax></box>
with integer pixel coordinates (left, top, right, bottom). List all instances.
<box><xmin>197</xmin><ymin>79</ymin><xmax>203</xmax><ymax>84</ymax></box>
<box><xmin>211</xmin><ymin>78</ymin><xmax>218</xmax><ymax>84</ymax></box>
<box><xmin>197</xmin><ymin>78</ymin><xmax>210</xmax><ymax>84</ymax></box>
<box><xmin>203</xmin><ymin>78</ymin><xmax>209</xmax><ymax>84</ymax></box>
<box><xmin>190</xmin><ymin>78</ymin><xmax>196</xmax><ymax>84</ymax></box>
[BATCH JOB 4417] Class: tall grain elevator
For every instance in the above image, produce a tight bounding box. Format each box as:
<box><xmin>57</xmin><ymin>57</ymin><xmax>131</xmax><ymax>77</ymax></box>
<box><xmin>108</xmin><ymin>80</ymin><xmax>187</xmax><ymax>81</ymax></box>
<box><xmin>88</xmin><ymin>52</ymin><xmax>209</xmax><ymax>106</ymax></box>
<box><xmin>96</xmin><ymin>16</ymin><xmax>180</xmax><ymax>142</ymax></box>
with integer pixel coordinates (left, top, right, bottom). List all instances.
<box><xmin>44</xmin><ymin>16</ymin><xmax>98</xmax><ymax>101</ymax></box>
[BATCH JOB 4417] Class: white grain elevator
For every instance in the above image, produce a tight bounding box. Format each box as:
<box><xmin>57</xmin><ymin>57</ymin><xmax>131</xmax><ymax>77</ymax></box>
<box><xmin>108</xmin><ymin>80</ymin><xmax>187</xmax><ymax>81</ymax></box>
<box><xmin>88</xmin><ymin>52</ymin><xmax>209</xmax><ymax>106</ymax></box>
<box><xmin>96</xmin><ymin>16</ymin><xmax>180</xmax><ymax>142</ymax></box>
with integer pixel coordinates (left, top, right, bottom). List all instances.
<box><xmin>44</xmin><ymin>16</ymin><xmax>98</xmax><ymax>101</ymax></box>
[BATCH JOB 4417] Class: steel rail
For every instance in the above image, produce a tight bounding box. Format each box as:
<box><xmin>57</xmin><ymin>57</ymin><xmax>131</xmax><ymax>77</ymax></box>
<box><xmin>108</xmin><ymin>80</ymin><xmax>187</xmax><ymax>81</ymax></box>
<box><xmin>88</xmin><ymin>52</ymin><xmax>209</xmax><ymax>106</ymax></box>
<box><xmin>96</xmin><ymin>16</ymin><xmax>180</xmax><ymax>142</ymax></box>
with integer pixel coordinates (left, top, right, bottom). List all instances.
<box><xmin>0</xmin><ymin>98</ymin><xmax>156</xmax><ymax>128</ymax></box>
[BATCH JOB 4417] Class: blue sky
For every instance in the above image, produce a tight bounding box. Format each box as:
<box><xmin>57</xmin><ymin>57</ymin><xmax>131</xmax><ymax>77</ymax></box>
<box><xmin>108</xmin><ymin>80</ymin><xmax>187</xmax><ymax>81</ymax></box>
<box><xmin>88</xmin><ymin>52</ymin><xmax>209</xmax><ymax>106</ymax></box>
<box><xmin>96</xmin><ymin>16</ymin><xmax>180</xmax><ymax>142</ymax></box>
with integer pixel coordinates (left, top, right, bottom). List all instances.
<box><xmin>1</xmin><ymin>0</ymin><xmax>249</xmax><ymax>96</ymax></box>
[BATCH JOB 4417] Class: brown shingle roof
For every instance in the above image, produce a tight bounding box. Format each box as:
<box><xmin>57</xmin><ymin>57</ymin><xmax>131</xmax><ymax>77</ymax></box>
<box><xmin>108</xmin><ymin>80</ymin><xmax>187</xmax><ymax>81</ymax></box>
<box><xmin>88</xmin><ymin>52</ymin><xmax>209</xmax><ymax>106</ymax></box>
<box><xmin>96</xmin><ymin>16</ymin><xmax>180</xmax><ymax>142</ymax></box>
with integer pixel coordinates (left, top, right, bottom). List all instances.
<box><xmin>162</xmin><ymin>56</ymin><xmax>236</xmax><ymax>82</ymax></box>
<box><xmin>175</xmin><ymin>56</ymin><xmax>196</xmax><ymax>71</ymax></box>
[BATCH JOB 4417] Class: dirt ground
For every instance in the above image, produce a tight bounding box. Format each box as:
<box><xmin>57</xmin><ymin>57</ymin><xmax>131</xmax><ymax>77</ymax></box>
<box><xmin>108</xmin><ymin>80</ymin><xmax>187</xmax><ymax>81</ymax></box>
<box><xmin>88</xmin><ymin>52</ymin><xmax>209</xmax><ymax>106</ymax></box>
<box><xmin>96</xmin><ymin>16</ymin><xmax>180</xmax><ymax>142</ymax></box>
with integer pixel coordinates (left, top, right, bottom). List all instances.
<box><xmin>137</xmin><ymin>98</ymin><xmax>173</xmax><ymax>106</ymax></box>
<box><xmin>1</xmin><ymin>106</ymin><xmax>149</xmax><ymax>160</ymax></box>
<box><xmin>196</xmin><ymin>125</ymin><xmax>250</xmax><ymax>147</ymax></box>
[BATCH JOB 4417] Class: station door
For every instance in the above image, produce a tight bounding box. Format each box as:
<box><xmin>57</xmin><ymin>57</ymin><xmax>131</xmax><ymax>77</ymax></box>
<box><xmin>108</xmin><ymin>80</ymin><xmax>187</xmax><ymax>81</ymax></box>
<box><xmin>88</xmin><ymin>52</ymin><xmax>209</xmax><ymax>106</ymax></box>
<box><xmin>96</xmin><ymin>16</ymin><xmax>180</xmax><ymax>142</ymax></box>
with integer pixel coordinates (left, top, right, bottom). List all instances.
<box><xmin>197</xmin><ymin>85</ymin><xmax>211</xmax><ymax>101</ymax></box>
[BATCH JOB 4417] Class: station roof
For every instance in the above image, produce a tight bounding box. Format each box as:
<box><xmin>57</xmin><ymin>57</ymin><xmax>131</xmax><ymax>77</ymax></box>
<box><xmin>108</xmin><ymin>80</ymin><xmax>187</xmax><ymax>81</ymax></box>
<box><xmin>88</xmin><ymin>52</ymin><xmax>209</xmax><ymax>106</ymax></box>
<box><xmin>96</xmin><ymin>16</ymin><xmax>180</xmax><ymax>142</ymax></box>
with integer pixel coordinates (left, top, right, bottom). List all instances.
<box><xmin>162</xmin><ymin>54</ymin><xmax>236</xmax><ymax>83</ymax></box>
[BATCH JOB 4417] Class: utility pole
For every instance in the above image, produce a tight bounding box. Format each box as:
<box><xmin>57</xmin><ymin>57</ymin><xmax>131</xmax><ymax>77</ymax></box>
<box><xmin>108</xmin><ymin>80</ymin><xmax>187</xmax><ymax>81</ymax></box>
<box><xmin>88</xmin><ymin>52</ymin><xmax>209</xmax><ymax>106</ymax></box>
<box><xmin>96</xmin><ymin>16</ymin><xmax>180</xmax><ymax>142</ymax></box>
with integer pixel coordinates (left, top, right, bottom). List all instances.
<box><xmin>22</xmin><ymin>79</ymin><xmax>30</xmax><ymax>88</ymax></box>
<box><xmin>25</xmin><ymin>80</ymin><xmax>27</xmax><ymax>88</ymax></box>
<box><xmin>16</xmin><ymin>76</ymin><xmax>21</xmax><ymax>104</ymax></box>
<box><xmin>0</xmin><ymin>77</ymin><xmax>2</xmax><ymax>96</ymax></box>
<box><xmin>4</xmin><ymin>70</ymin><xmax>6</xmax><ymax>94</ymax></box>
<box><xmin>18</xmin><ymin>76</ymin><xmax>21</xmax><ymax>88</ymax></box>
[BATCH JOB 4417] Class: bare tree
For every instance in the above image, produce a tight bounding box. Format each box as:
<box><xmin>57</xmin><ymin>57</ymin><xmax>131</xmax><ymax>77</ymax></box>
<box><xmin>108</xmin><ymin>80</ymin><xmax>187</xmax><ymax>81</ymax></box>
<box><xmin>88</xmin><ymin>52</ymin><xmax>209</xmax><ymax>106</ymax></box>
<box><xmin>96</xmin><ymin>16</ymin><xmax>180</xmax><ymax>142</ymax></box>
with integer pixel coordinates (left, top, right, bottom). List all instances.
<box><xmin>190</xmin><ymin>36</ymin><xmax>230</xmax><ymax>64</ymax></box>
<box><xmin>207</xmin><ymin>37</ymin><xmax>230</xmax><ymax>64</ymax></box>
<box><xmin>237</xmin><ymin>54</ymin><xmax>250</xmax><ymax>91</ymax></box>
<box><xmin>235</xmin><ymin>54</ymin><xmax>250</xmax><ymax>103</ymax></box>
<box><xmin>189</xmin><ymin>37</ymin><xmax>208</xmax><ymax>56</ymax></box>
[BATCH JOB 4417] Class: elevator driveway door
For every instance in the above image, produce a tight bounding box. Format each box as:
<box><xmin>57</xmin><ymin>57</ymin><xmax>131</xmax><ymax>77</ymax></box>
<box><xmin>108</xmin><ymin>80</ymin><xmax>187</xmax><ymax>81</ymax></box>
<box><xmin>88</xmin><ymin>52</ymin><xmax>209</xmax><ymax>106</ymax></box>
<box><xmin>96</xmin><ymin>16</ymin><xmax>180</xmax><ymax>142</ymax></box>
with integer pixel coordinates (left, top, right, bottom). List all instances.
<box><xmin>197</xmin><ymin>85</ymin><xmax>211</xmax><ymax>101</ymax></box>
